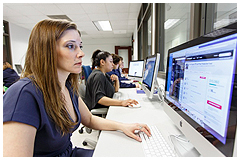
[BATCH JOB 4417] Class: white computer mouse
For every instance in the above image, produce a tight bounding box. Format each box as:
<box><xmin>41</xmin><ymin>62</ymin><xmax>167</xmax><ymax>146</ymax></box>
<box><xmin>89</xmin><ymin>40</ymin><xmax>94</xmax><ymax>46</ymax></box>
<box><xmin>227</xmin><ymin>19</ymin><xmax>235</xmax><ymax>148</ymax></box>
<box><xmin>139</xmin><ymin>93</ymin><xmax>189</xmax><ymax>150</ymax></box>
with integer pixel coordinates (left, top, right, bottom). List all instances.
<box><xmin>128</xmin><ymin>103</ymin><xmax>141</xmax><ymax>108</ymax></box>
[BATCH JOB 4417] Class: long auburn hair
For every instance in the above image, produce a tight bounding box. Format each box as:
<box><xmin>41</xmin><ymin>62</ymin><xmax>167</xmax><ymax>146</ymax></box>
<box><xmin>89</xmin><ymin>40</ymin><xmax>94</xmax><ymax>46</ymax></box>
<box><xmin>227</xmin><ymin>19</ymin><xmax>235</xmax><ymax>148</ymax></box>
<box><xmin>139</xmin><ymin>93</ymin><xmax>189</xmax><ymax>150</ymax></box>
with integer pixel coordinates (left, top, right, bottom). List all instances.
<box><xmin>22</xmin><ymin>19</ymin><xmax>80</xmax><ymax>135</ymax></box>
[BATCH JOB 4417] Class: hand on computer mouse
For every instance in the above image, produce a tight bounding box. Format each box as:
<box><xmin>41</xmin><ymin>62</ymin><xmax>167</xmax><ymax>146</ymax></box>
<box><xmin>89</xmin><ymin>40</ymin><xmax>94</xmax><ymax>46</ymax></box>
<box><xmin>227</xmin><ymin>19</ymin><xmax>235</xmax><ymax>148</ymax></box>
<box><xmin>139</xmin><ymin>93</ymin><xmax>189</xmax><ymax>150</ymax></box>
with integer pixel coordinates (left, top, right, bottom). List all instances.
<box><xmin>121</xmin><ymin>99</ymin><xmax>138</xmax><ymax>107</ymax></box>
<box><xmin>129</xmin><ymin>103</ymin><xmax>141</xmax><ymax>108</ymax></box>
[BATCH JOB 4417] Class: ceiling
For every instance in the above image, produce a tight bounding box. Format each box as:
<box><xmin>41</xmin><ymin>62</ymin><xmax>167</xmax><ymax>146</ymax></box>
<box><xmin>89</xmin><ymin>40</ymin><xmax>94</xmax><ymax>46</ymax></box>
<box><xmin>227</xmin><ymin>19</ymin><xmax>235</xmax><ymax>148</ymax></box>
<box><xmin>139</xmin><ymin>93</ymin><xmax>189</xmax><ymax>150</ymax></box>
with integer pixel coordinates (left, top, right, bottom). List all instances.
<box><xmin>3</xmin><ymin>3</ymin><xmax>142</xmax><ymax>39</ymax></box>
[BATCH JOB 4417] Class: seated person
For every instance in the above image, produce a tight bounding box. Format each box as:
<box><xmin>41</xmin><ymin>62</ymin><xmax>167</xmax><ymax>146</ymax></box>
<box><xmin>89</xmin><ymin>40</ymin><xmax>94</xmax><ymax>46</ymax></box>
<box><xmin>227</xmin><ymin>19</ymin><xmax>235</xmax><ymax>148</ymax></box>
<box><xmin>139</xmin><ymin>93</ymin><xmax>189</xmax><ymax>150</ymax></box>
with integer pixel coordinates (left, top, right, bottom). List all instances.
<box><xmin>3</xmin><ymin>20</ymin><xmax>151</xmax><ymax>157</ymax></box>
<box><xmin>118</xmin><ymin>56</ymin><xmax>129</xmax><ymax>80</ymax></box>
<box><xmin>3</xmin><ymin>62</ymin><xmax>20</xmax><ymax>90</ymax></box>
<box><xmin>107</xmin><ymin>54</ymin><xmax>139</xmax><ymax>88</ymax></box>
<box><xmin>84</xmin><ymin>50</ymin><xmax>138</xmax><ymax>110</ymax></box>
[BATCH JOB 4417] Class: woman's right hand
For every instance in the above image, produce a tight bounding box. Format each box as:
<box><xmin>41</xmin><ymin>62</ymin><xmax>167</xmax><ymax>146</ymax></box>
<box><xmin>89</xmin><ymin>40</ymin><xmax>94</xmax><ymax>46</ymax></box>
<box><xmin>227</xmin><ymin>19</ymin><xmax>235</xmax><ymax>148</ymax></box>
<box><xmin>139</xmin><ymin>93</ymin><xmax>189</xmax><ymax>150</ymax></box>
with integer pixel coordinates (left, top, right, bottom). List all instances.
<box><xmin>121</xmin><ymin>99</ymin><xmax>138</xmax><ymax>107</ymax></box>
<box><xmin>135</xmin><ymin>83</ymin><xmax>140</xmax><ymax>88</ymax></box>
<box><xmin>110</xmin><ymin>74</ymin><xmax>118</xmax><ymax>82</ymax></box>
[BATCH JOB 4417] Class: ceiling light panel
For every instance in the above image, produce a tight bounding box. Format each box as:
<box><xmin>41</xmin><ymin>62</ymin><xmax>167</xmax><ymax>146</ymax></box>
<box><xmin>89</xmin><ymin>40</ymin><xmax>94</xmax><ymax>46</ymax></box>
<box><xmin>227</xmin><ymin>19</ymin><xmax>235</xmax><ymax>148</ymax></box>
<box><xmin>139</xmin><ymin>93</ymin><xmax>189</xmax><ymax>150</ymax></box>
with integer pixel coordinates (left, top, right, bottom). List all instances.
<box><xmin>93</xmin><ymin>21</ymin><xmax>112</xmax><ymax>31</ymax></box>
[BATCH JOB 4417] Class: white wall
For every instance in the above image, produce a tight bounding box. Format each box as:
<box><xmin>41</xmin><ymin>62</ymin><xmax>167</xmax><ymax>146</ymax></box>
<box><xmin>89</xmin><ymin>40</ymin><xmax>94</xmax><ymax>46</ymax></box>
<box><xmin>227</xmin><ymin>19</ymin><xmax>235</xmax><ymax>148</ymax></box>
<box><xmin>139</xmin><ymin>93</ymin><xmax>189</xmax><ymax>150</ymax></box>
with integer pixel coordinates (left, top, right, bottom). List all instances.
<box><xmin>9</xmin><ymin>23</ymin><xmax>132</xmax><ymax>68</ymax></box>
<box><xmin>81</xmin><ymin>38</ymin><xmax>132</xmax><ymax>66</ymax></box>
<box><xmin>9</xmin><ymin>22</ymin><xmax>31</xmax><ymax>70</ymax></box>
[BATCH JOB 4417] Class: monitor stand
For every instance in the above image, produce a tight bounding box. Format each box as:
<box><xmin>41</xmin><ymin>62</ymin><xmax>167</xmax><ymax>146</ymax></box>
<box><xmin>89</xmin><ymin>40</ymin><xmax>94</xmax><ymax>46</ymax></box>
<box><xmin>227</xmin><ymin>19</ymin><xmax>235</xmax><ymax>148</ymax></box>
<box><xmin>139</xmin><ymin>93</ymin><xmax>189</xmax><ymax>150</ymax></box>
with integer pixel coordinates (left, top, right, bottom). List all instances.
<box><xmin>154</xmin><ymin>80</ymin><xmax>164</xmax><ymax>102</ymax></box>
<box><xmin>142</xmin><ymin>94</ymin><xmax>160</xmax><ymax>102</ymax></box>
<box><xmin>170</xmin><ymin>134</ymin><xmax>201</xmax><ymax>157</ymax></box>
<box><xmin>141</xmin><ymin>80</ymin><xmax>164</xmax><ymax>102</ymax></box>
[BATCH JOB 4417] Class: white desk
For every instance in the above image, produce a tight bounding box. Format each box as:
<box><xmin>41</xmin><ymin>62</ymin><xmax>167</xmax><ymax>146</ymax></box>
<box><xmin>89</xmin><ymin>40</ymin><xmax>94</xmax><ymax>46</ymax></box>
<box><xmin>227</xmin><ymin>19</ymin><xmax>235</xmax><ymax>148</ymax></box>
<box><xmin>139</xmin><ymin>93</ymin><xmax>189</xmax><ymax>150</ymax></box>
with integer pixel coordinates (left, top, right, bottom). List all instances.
<box><xmin>93</xmin><ymin>88</ymin><xmax>182</xmax><ymax>157</ymax></box>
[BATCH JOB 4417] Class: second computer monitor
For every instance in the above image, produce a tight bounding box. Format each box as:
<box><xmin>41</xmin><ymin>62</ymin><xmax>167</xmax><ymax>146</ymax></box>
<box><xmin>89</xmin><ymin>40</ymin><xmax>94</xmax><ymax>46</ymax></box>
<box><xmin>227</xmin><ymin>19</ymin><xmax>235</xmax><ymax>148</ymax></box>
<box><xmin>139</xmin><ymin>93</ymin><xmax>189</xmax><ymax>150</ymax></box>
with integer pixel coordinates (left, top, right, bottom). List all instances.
<box><xmin>128</xmin><ymin>60</ymin><xmax>144</xmax><ymax>81</ymax></box>
<box><xmin>142</xmin><ymin>53</ymin><xmax>160</xmax><ymax>99</ymax></box>
<box><xmin>15</xmin><ymin>64</ymin><xmax>23</xmax><ymax>74</ymax></box>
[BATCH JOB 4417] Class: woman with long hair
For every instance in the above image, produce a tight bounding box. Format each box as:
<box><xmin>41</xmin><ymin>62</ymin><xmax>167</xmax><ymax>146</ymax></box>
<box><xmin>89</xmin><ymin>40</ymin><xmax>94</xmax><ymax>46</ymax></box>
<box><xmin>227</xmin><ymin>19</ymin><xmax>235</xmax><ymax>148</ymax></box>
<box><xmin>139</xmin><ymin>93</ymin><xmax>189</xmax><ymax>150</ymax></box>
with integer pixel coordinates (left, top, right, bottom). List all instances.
<box><xmin>3</xmin><ymin>19</ymin><xmax>151</xmax><ymax>157</ymax></box>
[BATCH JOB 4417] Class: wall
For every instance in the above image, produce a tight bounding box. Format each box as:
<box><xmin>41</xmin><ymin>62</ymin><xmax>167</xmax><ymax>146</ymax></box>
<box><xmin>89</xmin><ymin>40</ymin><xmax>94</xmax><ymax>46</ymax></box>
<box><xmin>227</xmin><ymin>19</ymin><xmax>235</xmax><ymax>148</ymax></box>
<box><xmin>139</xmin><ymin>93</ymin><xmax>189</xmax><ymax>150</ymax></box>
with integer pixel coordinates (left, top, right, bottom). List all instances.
<box><xmin>8</xmin><ymin>23</ymin><xmax>132</xmax><ymax>68</ymax></box>
<box><xmin>9</xmin><ymin>22</ymin><xmax>31</xmax><ymax>70</ymax></box>
<box><xmin>81</xmin><ymin>38</ymin><xmax>132</xmax><ymax>66</ymax></box>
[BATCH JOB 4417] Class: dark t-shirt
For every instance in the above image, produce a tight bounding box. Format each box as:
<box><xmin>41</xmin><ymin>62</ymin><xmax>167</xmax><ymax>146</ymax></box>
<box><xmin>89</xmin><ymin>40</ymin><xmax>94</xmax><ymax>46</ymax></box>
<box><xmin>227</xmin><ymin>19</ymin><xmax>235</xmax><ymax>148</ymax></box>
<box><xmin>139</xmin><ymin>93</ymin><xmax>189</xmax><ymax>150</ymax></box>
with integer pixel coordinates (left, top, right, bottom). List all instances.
<box><xmin>3</xmin><ymin>68</ymin><xmax>20</xmax><ymax>88</ymax></box>
<box><xmin>84</xmin><ymin>69</ymin><xmax>115</xmax><ymax>110</ymax></box>
<box><xmin>3</xmin><ymin>77</ymin><xmax>87</xmax><ymax>157</ymax></box>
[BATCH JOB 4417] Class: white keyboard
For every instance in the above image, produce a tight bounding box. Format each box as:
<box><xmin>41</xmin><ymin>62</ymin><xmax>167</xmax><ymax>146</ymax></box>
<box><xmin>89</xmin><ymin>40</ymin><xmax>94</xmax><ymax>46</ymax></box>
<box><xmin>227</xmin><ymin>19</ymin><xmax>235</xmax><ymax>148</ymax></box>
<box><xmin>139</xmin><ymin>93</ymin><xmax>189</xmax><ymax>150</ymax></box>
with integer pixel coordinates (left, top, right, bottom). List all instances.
<box><xmin>139</xmin><ymin>125</ymin><xmax>177</xmax><ymax>157</ymax></box>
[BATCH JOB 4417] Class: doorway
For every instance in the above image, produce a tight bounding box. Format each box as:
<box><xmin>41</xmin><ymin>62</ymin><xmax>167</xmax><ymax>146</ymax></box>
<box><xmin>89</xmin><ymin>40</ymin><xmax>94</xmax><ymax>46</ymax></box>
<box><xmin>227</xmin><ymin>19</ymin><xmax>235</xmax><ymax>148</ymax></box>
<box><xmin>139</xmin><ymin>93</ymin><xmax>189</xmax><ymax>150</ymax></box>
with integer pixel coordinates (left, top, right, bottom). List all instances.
<box><xmin>115</xmin><ymin>46</ymin><xmax>132</xmax><ymax>74</ymax></box>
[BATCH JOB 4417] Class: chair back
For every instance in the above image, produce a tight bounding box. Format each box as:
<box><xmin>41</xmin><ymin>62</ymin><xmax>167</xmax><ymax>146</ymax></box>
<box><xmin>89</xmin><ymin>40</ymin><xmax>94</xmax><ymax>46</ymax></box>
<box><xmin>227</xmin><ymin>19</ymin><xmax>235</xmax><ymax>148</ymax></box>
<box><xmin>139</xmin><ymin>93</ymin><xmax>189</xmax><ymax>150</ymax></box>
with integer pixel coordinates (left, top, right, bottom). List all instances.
<box><xmin>79</xmin><ymin>65</ymin><xmax>92</xmax><ymax>100</ymax></box>
<box><xmin>82</xmin><ymin>65</ymin><xmax>92</xmax><ymax>81</ymax></box>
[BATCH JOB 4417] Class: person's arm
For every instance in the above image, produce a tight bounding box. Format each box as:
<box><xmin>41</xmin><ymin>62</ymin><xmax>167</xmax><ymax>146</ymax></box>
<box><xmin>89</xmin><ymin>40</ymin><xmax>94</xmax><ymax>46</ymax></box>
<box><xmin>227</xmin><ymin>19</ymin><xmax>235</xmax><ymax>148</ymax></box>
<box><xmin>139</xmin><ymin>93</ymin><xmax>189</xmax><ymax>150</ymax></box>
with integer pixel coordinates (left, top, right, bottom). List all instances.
<box><xmin>98</xmin><ymin>96</ymin><xmax>138</xmax><ymax>107</ymax></box>
<box><xmin>110</xmin><ymin>74</ymin><xmax>119</xmax><ymax>92</ymax></box>
<box><xmin>114</xmin><ymin>78</ymin><xmax>120</xmax><ymax>92</ymax></box>
<box><xmin>3</xmin><ymin>122</ymin><xmax>36</xmax><ymax>157</ymax></box>
<box><xmin>78</xmin><ymin>97</ymin><xmax>151</xmax><ymax>142</ymax></box>
<box><xmin>120</xmin><ymin>82</ymin><xmax>137</xmax><ymax>88</ymax></box>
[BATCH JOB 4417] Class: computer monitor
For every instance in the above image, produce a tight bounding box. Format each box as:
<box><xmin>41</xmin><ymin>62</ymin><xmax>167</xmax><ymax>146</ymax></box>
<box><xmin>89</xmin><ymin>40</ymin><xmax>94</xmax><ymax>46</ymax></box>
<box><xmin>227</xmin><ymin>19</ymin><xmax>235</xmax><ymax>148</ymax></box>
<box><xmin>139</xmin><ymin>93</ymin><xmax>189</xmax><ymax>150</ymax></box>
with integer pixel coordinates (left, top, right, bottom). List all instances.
<box><xmin>128</xmin><ymin>60</ymin><xmax>144</xmax><ymax>81</ymax></box>
<box><xmin>164</xmin><ymin>22</ymin><xmax>237</xmax><ymax>157</ymax></box>
<box><xmin>15</xmin><ymin>64</ymin><xmax>23</xmax><ymax>74</ymax></box>
<box><xmin>141</xmin><ymin>53</ymin><xmax>161</xmax><ymax>99</ymax></box>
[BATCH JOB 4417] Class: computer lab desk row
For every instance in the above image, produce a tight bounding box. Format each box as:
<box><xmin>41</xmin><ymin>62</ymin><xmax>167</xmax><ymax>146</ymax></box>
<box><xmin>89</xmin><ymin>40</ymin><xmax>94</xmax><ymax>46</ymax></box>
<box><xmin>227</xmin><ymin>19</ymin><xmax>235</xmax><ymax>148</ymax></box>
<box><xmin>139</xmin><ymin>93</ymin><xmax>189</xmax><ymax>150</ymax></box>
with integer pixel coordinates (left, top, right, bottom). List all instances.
<box><xmin>93</xmin><ymin>88</ymin><xmax>182</xmax><ymax>157</ymax></box>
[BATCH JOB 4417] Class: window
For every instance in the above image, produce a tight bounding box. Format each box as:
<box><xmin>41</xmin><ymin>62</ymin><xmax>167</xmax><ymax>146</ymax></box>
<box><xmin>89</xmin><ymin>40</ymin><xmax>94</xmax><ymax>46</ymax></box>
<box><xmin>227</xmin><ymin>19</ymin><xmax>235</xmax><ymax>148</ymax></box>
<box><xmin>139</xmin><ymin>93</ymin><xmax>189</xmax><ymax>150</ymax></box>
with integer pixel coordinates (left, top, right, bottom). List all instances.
<box><xmin>203</xmin><ymin>3</ymin><xmax>237</xmax><ymax>34</ymax></box>
<box><xmin>214</xmin><ymin>3</ymin><xmax>237</xmax><ymax>30</ymax></box>
<box><xmin>136</xmin><ymin>3</ymin><xmax>237</xmax><ymax>77</ymax></box>
<box><xmin>137</xmin><ymin>3</ymin><xmax>152</xmax><ymax>59</ymax></box>
<box><xmin>164</xmin><ymin>3</ymin><xmax>191</xmax><ymax>72</ymax></box>
<box><xmin>147</xmin><ymin>16</ymin><xmax>152</xmax><ymax>56</ymax></box>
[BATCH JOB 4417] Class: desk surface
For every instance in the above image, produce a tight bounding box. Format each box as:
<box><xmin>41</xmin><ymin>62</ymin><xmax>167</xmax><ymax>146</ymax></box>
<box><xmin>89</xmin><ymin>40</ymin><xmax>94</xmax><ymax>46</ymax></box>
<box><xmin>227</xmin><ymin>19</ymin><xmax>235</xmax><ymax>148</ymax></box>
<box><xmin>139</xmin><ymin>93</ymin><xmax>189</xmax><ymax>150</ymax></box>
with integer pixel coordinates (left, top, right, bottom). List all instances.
<box><xmin>93</xmin><ymin>88</ymin><xmax>182</xmax><ymax>157</ymax></box>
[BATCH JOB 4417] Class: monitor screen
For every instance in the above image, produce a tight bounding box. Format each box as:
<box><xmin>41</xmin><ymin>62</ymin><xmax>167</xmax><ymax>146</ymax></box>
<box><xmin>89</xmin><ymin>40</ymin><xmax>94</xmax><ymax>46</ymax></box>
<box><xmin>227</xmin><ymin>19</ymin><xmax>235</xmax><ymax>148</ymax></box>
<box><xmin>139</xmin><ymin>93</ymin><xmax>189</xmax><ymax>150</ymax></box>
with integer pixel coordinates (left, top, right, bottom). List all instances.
<box><xmin>128</xmin><ymin>60</ymin><xmax>144</xmax><ymax>78</ymax></box>
<box><xmin>164</xmin><ymin>23</ymin><xmax>237</xmax><ymax>156</ymax></box>
<box><xmin>141</xmin><ymin>53</ymin><xmax>160</xmax><ymax>99</ymax></box>
<box><xmin>142</xmin><ymin>56</ymin><xmax>157</xmax><ymax>90</ymax></box>
<box><xmin>15</xmin><ymin>64</ymin><xmax>23</xmax><ymax>74</ymax></box>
